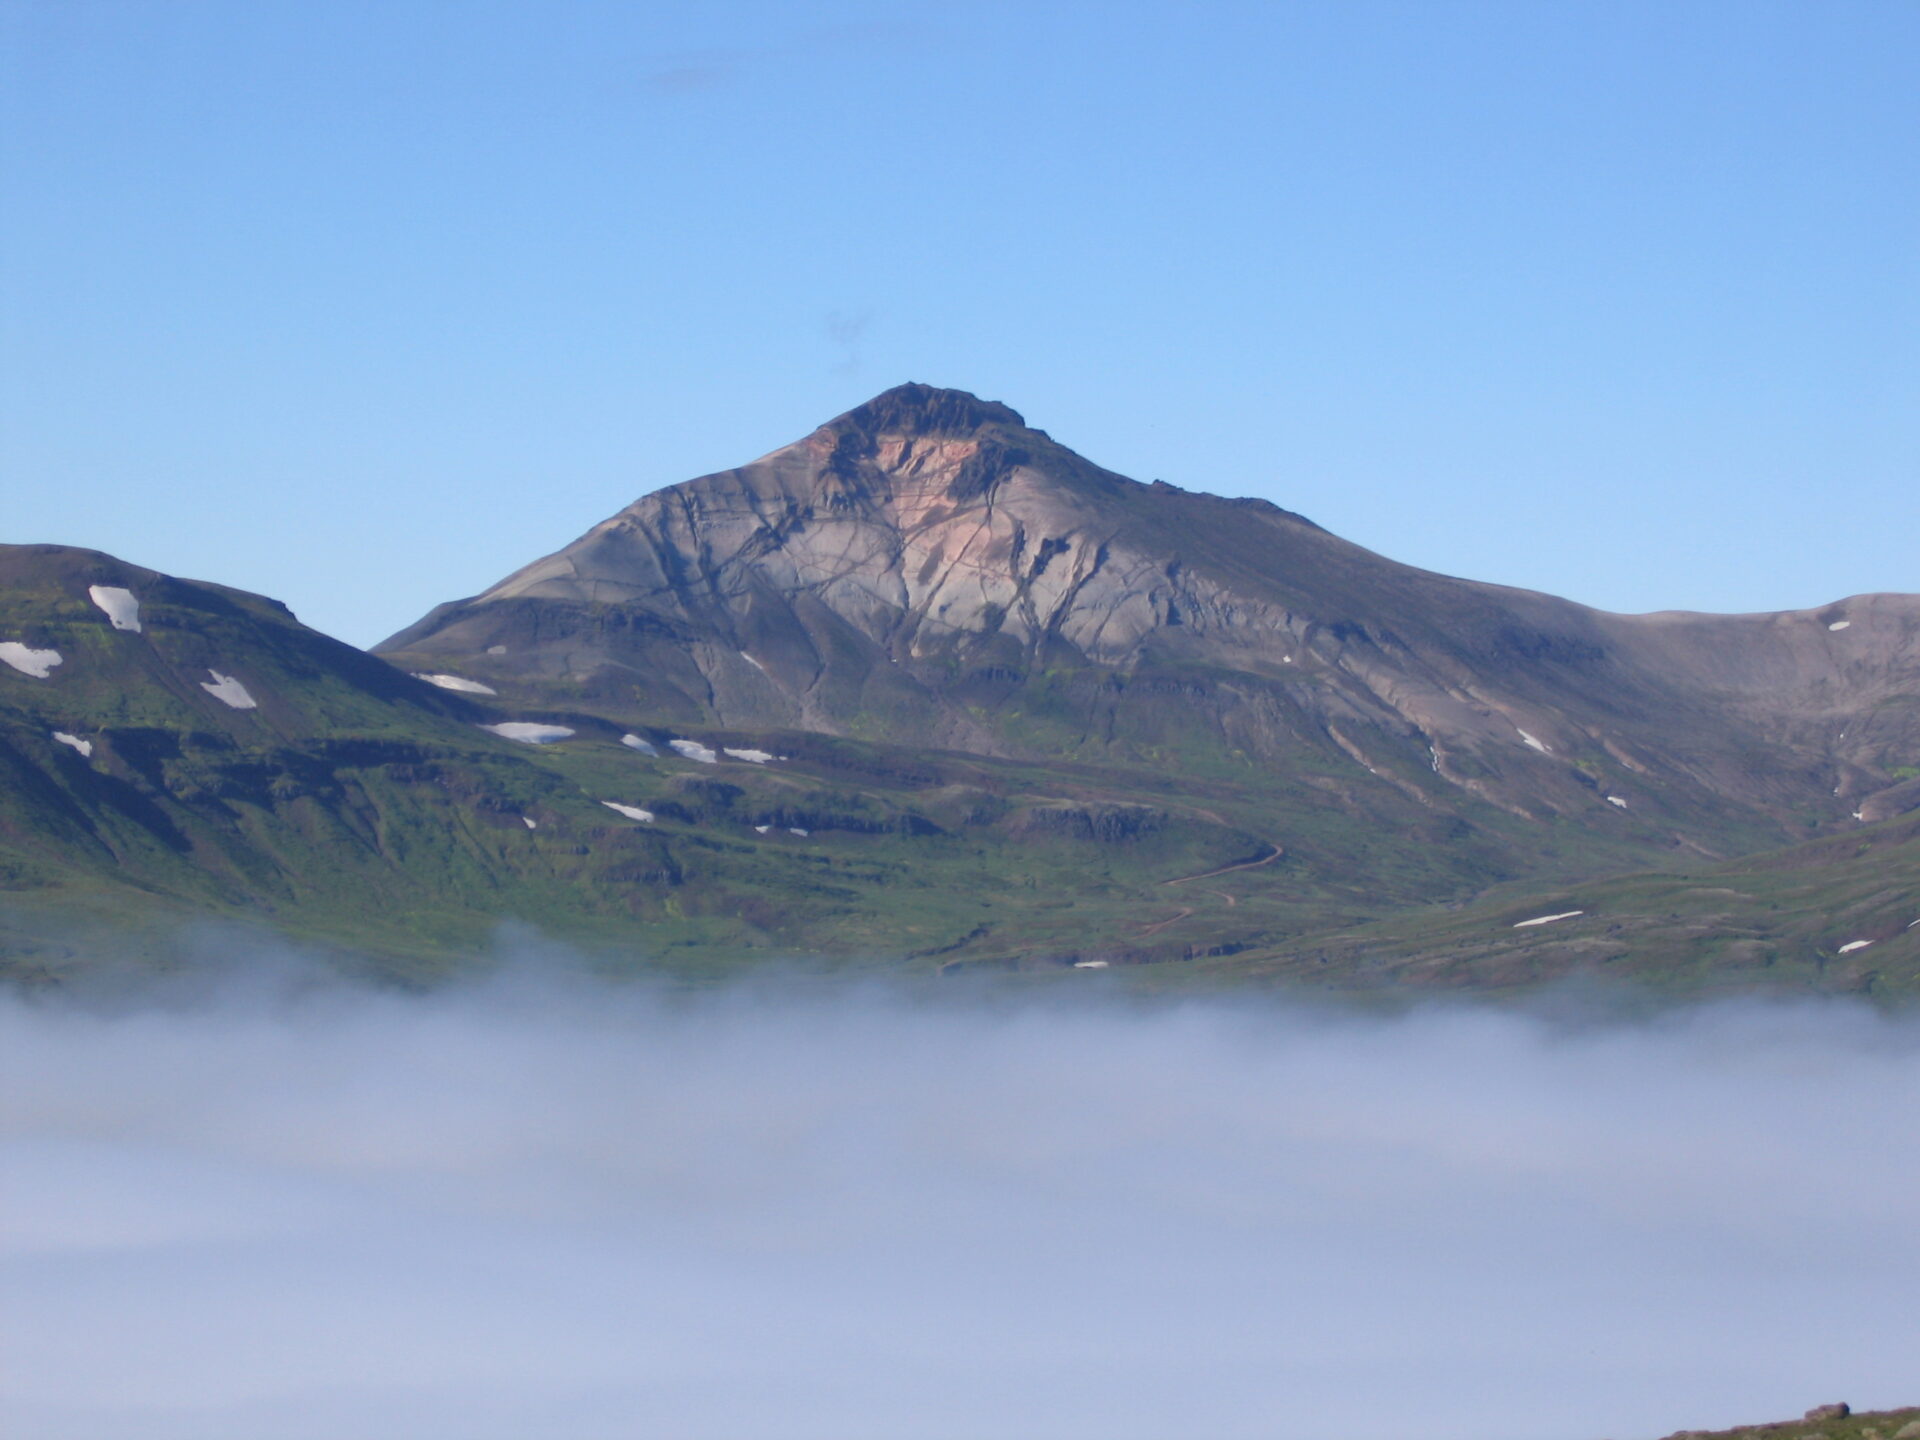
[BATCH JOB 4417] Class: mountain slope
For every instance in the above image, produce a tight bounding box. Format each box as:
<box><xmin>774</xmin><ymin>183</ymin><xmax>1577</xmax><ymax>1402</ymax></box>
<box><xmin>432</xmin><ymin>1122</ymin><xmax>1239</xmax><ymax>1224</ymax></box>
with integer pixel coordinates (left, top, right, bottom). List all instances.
<box><xmin>4</xmin><ymin>543</ymin><xmax>1581</xmax><ymax>983</ymax></box>
<box><xmin>1163</xmin><ymin>807</ymin><xmax>1920</xmax><ymax>998</ymax></box>
<box><xmin>380</xmin><ymin>383</ymin><xmax>1920</xmax><ymax>863</ymax></box>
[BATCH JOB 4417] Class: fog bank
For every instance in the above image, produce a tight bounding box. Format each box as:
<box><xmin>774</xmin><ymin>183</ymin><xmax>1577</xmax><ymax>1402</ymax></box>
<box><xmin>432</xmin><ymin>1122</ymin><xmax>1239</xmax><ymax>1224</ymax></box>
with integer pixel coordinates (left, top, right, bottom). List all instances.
<box><xmin>3</xmin><ymin>971</ymin><xmax>1917</xmax><ymax>1440</ymax></box>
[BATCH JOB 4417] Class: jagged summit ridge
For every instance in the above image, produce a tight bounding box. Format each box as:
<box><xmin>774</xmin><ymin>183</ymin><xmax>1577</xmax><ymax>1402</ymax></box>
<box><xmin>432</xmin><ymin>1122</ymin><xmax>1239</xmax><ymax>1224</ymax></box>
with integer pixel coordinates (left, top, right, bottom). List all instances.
<box><xmin>828</xmin><ymin>382</ymin><xmax>1027</xmax><ymax>439</ymax></box>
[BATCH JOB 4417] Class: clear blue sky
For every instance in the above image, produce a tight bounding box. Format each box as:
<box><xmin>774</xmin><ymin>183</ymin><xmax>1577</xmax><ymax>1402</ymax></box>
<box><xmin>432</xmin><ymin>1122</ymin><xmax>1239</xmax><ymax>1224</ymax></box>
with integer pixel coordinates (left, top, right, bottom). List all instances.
<box><xmin>3</xmin><ymin>0</ymin><xmax>1914</xmax><ymax>647</ymax></box>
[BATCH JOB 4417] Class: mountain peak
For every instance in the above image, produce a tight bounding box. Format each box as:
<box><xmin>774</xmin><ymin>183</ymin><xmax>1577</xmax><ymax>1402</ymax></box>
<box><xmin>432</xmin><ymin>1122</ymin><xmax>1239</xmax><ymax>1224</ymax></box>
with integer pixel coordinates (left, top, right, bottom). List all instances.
<box><xmin>829</xmin><ymin>383</ymin><xmax>1026</xmax><ymax>439</ymax></box>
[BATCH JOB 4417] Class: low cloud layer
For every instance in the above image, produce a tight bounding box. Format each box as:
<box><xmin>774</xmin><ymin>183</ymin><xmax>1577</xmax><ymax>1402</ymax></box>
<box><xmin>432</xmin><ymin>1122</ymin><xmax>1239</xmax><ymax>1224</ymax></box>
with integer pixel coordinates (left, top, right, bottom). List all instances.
<box><xmin>3</xmin><ymin>967</ymin><xmax>1917</xmax><ymax>1440</ymax></box>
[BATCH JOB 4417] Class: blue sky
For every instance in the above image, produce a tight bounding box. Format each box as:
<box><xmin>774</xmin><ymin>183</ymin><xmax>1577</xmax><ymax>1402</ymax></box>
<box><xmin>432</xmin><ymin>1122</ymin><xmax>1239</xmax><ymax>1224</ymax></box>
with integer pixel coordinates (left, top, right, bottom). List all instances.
<box><xmin>2</xmin><ymin>0</ymin><xmax>1914</xmax><ymax>647</ymax></box>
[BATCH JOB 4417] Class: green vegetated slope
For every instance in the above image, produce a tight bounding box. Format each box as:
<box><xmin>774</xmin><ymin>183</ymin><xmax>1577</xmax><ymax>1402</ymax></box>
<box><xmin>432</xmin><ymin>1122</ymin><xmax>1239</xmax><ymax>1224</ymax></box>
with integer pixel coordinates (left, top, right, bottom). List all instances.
<box><xmin>0</xmin><ymin>544</ymin><xmax>1658</xmax><ymax>986</ymax></box>
<box><xmin>3</xmin><ymin>531</ymin><xmax>1916</xmax><ymax>996</ymax></box>
<box><xmin>1166</xmin><ymin>809</ymin><xmax>1920</xmax><ymax>999</ymax></box>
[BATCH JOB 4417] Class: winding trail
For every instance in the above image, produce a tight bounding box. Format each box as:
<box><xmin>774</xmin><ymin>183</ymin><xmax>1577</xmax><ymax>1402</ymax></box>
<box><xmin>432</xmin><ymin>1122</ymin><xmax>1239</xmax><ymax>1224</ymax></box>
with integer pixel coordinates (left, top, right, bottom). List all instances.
<box><xmin>1162</xmin><ymin>844</ymin><xmax>1283</xmax><ymax>887</ymax></box>
<box><xmin>1139</xmin><ymin>906</ymin><xmax>1195</xmax><ymax>936</ymax></box>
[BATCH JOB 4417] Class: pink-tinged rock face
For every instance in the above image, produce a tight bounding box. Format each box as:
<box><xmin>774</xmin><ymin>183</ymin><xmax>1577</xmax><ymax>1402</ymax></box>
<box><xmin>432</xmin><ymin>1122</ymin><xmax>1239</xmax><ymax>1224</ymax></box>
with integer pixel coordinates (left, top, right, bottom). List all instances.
<box><xmin>376</xmin><ymin>384</ymin><xmax>1920</xmax><ymax>841</ymax></box>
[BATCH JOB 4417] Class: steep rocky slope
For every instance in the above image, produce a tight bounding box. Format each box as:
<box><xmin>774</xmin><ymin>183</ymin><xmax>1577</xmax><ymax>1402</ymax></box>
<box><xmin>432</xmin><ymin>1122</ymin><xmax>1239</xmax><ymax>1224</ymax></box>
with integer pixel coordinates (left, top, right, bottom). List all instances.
<box><xmin>381</xmin><ymin>384</ymin><xmax>1920</xmax><ymax>860</ymax></box>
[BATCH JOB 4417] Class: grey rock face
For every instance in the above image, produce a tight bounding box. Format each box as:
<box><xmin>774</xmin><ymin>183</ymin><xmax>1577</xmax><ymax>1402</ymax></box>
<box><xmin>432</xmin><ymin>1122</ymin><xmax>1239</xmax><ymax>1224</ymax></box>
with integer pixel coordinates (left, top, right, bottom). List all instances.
<box><xmin>380</xmin><ymin>383</ymin><xmax>1920</xmax><ymax>845</ymax></box>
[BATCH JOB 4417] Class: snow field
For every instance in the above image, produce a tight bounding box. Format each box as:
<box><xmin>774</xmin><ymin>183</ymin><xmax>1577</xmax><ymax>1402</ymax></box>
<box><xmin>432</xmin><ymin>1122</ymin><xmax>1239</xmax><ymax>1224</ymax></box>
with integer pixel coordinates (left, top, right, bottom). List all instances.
<box><xmin>481</xmin><ymin>723</ymin><xmax>574</xmax><ymax>744</ymax></box>
<box><xmin>87</xmin><ymin>585</ymin><xmax>142</xmax><ymax>632</ymax></box>
<box><xmin>200</xmin><ymin>671</ymin><xmax>258</xmax><ymax>709</ymax></box>
<box><xmin>414</xmin><ymin>673</ymin><xmax>498</xmax><ymax>695</ymax></box>
<box><xmin>0</xmin><ymin>642</ymin><xmax>62</xmax><ymax>678</ymax></box>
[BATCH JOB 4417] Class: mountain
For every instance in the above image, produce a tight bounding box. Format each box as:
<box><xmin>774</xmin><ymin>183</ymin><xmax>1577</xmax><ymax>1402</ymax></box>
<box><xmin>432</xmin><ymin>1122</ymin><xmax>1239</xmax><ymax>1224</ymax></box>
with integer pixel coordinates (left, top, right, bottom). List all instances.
<box><xmin>381</xmin><ymin>382</ymin><xmax>1920</xmax><ymax>853</ymax></box>
<box><xmin>4</xmin><ymin>385</ymin><xmax>1917</xmax><ymax>994</ymax></box>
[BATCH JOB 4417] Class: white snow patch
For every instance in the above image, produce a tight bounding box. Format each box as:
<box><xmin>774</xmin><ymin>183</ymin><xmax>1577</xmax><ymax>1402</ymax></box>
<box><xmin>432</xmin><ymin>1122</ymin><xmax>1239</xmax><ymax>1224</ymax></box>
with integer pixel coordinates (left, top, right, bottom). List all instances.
<box><xmin>1837</xmin><ymin>939</ymin><xmax>1873</xmax><ymax>954</ymax></box>
<box><xmin>521</xmin><ymin>816</ymin><xmax>537</xmax><ymax>829</ymax></box>
<box><xmin>602</xmin><ymin>802</ymin><xmax>655</xmax><ymax>823</ymax></box>
<box><xmin>1073</xmin><ymin>960</ymin><xmax>1110</xmax><ymax>969</ymax></box>
<box><xmin>200</xmin><ymin>671</ymin><xmax>257</xmax><ymax>710</ymax></box>
<box><xmin>1828</xmin><ymin>620</ymin><xmax>1851</xmax><ymax>631</ymax></box>
<box><xmin>789</xmin><ymin>827</ymin><xmax>809</xmax><ymax>837</ymax></box>
<box><xmin>620</xmin><ymin>734</ymin><xmax>658</xmax><ymax>755</ymax></box>
<box><xmin>88</xmin><ymin>585</ymin><xmax>141</xmax><ymax>632</ymax></box>
<box><xmin>724</xmin><ymin>747</ymin><xmax>774</xmax><ymax>764</ymax></box>
<box><xmin>0</xmin><ymin>642</ymin><xmax>62</xmax><ymax>678</ymax></box>
<box><xmin>1606</xmin><ymin>795</ymin><xmax>1629</xmax><ymax>808</ymax></box>
<box><xmin>1853</xmin><ymin>810</ymin><xmax>1867</xmax><ymax>822</ymax></box>
<box><xmin>51</xmin><ymin>731</ymin><xmax>93</xmax><ymax>758</ymax></box>
<box><xmin>1513</xmin><ymin>910</ymin><xmax>1584</xmax><ymax>928</ymax></box>
<box><xmin>486</xmin><ymin>645</ymin><xmax>508</xmax><ymax>655</ymax></box>
<box><xmin>754</xmin><ymin>825</ymin><xmax>773</xmax><ymax>834</ymax></box>
<box><xmin>1282</xmin><ymin>656</ymin><xmax>1293</xmax><ymax>664</ymax></box>
<box><xmin>669</xmin><ymin>739</ymin><xmax>718</xmax><ymax>764</ymax></box>
<box><xmin>740</xmin><ymin>651</ymin><xmax>767</xmax><ymax>673</ymax></box>
<box><xmin>414</xmin><ymin>673</ymin><xmax>498</xmax><ymax>695</ymax></box>
<box><xmin>481</xmin><ymin>722</ymin><xmax>574</xmax><ymax>745</ymax></box>
<box><xmin>1517</xmin><ymin>729</ymin><xmax>1551</xmax><ymax>755</ymax></box>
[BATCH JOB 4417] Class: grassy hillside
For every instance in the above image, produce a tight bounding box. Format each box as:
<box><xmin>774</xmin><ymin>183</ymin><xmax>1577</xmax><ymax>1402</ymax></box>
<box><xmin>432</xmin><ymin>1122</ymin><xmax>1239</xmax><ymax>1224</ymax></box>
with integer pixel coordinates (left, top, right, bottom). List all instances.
<box><xmin>4</xmin><ymin>544</ymin><xmax>1913</xmax><ymax>996</ymax></box>
<box><xmin>1162</xmin><ymin>810</ymin><xmax>1920</xmax><ymax>999</ymax></box>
